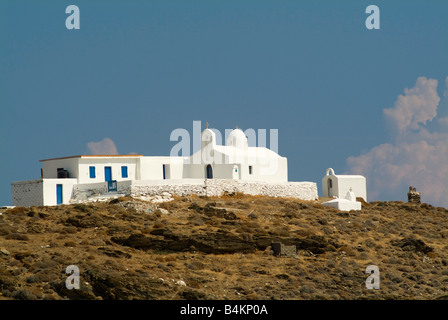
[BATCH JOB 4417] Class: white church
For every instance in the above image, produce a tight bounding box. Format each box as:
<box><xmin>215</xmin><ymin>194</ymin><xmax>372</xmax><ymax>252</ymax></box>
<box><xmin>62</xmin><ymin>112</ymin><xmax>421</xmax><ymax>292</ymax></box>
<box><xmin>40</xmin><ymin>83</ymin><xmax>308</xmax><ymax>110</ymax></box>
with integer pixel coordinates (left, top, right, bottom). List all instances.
<box><xmin>11</xmin><ymin>126</ymin><xmax>304</xmax><ymax>207</ymax></box>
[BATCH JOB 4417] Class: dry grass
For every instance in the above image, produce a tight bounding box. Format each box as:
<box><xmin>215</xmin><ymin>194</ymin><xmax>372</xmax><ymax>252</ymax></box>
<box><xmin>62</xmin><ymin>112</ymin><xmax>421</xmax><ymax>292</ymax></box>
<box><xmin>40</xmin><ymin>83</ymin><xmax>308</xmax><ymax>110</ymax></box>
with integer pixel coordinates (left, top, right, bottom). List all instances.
<box><xmin>0</xmin><ymin>195</ymin><xmax>447</xmax><ymax>300</ymax></box>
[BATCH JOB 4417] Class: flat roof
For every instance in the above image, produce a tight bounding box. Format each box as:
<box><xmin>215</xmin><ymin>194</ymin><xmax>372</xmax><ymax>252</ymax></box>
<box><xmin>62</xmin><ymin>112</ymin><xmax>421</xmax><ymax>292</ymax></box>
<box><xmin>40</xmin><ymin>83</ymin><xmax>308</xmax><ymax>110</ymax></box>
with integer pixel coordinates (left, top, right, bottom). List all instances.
<box><xmin>40</xmin><ymin>154</ymin><xmax>143</xmax><ymax>162</ymax></box>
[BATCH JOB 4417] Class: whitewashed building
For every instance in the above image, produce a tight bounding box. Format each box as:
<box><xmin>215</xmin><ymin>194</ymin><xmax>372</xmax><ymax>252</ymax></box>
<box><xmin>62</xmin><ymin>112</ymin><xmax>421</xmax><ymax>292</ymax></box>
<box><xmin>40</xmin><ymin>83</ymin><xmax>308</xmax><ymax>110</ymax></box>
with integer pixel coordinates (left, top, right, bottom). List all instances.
<box><xmin>321</xmin><ymin>168</ymin><xmax>367</xmax><ymax>201</ymax></box>
<box><xmin>11</xmin><ymin>127</ymin><xmax>318</xmax><ymax>206</ymax></box>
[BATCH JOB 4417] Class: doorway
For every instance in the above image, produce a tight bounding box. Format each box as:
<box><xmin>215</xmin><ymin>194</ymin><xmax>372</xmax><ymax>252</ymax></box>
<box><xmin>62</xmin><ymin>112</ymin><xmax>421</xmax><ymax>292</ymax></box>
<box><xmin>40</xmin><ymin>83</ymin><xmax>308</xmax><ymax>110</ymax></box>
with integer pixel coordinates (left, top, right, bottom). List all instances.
<box><xmin>206</xmin><ymin>164</ymin><xmax>213</xmax><ymax>179</ymax></box>
<box><xmin>105</xmin><ymin>166</ymin><xmax>112</xmax><ymax>182</ymax></box>
<box><xmin>56</xmin><ymin>184</ymin><xmax>63</xmax><ymax>205</ymax></box>
<box><xmin>327</xmin><ymin>178</ymin><xmax>333</xmax><ymax>197</ymax></box>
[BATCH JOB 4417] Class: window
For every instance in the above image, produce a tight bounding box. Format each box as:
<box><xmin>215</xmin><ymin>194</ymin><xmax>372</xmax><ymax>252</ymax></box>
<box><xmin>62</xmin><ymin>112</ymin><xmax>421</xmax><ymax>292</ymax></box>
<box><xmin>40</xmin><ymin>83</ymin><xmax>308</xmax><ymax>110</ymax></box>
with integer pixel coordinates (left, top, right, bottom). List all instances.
<box><xmin>249</xmin><ymin>166</ymin><xmax>253</xmax><ymax>175</ymax></box>
<box><xmin>89</xmin><ymin>166</ymin><xmax>96</xmax><ymax>178</ymax></box>
<box><xmin>121</xmin><ymin>166</ymin><xmax>128</xmax><ymax>178</ymax></box>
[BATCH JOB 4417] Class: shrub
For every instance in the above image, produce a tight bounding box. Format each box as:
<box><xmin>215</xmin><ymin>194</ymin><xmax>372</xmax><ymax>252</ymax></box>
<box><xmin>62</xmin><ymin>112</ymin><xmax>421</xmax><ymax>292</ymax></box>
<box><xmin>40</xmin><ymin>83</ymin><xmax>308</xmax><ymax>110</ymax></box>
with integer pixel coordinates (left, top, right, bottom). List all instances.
<box><xmin>63</xmin><ymin>226</ymin><xmax>78</xmax><ymax>234</ymax></box>
<box><xmin>12</xmin><ymin>289</ymin><xmax>37</xmax><ymax>300</ymax></box>
<box><xmin>299</xmin><ymin>285</ymin><xmax>315</xmax><ymax>294</ymax></box>
<box><xmin>392</xmin><ymin>237</ymin><xmax>434</xmax><ymax>254</ymax></box>
<box><xmin>153</xmin><ymin>221</ymin><xmax>166</xmax><ymax>228</ymax></box>
<box><xmin>188</xmin><ymin>202</ymin><xmax>201</xmax><ymax>212</ymax></box>
<box><xmin>26</xmin><ymin>272</ymin><xmax>52</xmax><ymax>284</ymax></box>
<box><xmin>73</xmin><ymin>204</ymin><xmax>92</xmax><ymax>212</ymax></box>
<box><xmin>5</xmin><ymin>233</ymin><xmax>29</xmax><ymax>241</ymax></box>
<box><xmin>179</xmin><ymin>289</ymin><xmax>208</xmax><ymax>300</ymax></box>
<box><xmin>0</xmin><ymin>225</ymin><xmax>14</xmax><ymax>236</ymax></box>
<box><xmin>5</xmin><ymin>207</ymin><xmax>28</xmax><ymax>215</ymax></box>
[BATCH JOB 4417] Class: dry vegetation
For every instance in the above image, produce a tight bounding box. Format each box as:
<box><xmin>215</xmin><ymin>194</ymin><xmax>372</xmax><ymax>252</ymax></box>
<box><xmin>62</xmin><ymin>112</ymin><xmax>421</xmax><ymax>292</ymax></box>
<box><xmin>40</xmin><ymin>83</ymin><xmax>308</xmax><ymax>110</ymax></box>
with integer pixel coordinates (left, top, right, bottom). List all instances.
<box><xmin>1</xmin><ymin>194</ymin><xmax>448</xmax><ymax>300</ymax></box>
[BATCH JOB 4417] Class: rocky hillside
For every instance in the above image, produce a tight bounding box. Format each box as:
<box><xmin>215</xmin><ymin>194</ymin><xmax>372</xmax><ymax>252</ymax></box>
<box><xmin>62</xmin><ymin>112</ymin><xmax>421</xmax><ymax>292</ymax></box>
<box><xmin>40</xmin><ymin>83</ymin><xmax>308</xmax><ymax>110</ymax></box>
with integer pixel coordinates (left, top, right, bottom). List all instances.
<box><xmin>1</xmin><ymin>194</ymin><xmax>448</xmax><ymax>300</ymax></box>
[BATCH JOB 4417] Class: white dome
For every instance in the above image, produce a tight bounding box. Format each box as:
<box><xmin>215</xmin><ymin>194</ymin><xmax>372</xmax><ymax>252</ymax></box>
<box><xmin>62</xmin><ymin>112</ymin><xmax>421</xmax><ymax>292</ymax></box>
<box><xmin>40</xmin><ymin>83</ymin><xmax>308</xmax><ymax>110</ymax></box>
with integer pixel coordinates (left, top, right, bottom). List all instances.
<box><xmin>226</xmin><ymin>128</ymin><xmax>248</xmax><ymax>149</ymax></box>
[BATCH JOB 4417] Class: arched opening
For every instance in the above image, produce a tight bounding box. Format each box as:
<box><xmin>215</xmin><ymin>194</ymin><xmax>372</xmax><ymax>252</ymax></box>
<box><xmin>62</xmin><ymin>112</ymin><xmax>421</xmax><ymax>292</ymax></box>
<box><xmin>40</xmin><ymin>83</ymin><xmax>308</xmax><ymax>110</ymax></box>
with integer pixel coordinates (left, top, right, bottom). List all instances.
<box><xmin>206</xmin><ymin>164</ymin><xmax>213</xmax><ymax>179</ymax></box>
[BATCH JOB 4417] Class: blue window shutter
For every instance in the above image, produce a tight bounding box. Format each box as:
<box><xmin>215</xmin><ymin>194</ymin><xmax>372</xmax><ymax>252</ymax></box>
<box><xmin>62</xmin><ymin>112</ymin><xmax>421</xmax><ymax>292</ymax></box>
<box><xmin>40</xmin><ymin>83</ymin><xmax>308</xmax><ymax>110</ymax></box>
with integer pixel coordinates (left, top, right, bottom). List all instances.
<box><xmin>121</xmin><ymin>166</ymin><xmax>128</xmax><ymax>178</ymax></box>
<box><xmin>89</xmin><ymin>166</ymin><xmax>96</xmax><ymax>178</ymax></box>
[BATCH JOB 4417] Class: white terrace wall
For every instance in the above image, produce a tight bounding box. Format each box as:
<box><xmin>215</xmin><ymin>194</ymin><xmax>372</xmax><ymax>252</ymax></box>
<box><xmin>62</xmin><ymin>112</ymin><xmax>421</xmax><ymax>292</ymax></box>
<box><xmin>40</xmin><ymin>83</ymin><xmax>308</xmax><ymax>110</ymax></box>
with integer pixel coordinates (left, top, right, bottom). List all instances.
<box><xmin>130</xmin><ymin>179</ymin><xmax>205</xmax><ymax>197</ymax></box>
<box><xmin>129</xmin><ymin>179</ymin><xmax>318</xmax><ymax>200</ymax></box>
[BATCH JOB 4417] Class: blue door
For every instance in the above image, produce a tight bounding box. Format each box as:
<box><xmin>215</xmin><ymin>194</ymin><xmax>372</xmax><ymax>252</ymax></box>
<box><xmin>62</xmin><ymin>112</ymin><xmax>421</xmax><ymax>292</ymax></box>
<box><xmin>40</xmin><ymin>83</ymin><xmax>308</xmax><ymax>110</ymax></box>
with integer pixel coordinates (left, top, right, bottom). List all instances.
<box><xmin>56</xmin><ymin>184</ymin><xmax>63</xmax><ymax>205</ymax></box>
<box><xmin>206</xmin><ymin>165</ymin><xmax>213</xmax><ymax>179</ymax></box>
<box><xmin>105</xmin><ymin>167</ymin><xmax>112</xmax><ymax>182</ymax></box>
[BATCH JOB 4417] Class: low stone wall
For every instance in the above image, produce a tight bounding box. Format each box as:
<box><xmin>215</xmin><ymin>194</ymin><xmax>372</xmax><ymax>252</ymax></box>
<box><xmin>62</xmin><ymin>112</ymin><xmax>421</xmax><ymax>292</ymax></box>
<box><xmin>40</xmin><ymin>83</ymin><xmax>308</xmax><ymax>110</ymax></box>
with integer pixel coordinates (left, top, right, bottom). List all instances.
<box><xmin>11</xmin><ymin>180</ymin><xmax>44</xmax><ymax>207</ymax></box>
<box><xmin>72</xmin><ymin>179</ymin><xmax>318</xmax><ymax>203</ymax></box>
<box><xmin>72</xmin><ymin>182</ymin><xmax>106</xmax><ymax>201</ymax></box>
<box><xmin>130</xmin><ymin>179</ymin><xmax>318</xmax><ymax>201</ymax></box>
<box><xmin>131</xmin><ymin>183</ymin><xmax>205</xmax><ymax>198</ymax></box>
<box><xmin>72</xmin><ymin>181</ymin><xmax>133</xmax><ymax>201</ymax></box>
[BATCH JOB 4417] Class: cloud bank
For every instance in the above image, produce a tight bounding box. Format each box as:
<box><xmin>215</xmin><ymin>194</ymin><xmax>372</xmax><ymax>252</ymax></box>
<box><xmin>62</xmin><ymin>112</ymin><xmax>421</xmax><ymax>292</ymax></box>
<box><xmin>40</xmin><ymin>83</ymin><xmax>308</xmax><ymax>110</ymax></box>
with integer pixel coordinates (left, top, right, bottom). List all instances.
<box><xmin>383</xmin><ymin>77</ymin><xmax>440</xmax><ymax>133</ymax></box>
<box><xmin>87</xmin><ymin>138</ymin><xmax>119</xmax><ymax>155</ymax></box>
<box><xmin>346</xmin><ymin>76</ymin><xmax>448</xmax><ymax>208</ymax></box>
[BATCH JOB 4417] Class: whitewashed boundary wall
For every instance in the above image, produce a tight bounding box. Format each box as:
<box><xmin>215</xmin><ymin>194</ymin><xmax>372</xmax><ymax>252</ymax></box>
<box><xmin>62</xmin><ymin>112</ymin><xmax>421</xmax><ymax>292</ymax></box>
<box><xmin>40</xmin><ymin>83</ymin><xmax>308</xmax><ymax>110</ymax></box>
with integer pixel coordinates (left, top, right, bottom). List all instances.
<box><xmin>72</xmin><ymin>179</ymin><xmax>318</xmax><ymax>202</ymax></box>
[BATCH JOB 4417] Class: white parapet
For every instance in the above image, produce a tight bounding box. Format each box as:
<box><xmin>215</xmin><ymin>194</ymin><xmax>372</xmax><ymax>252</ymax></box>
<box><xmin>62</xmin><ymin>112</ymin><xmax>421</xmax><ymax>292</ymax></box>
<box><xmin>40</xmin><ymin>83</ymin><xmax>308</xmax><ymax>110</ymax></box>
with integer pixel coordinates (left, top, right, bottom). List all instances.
<box><xmin>322</xmin><ymin>189</ymin><xmax>362</xmax><ymax>211</ymax></box>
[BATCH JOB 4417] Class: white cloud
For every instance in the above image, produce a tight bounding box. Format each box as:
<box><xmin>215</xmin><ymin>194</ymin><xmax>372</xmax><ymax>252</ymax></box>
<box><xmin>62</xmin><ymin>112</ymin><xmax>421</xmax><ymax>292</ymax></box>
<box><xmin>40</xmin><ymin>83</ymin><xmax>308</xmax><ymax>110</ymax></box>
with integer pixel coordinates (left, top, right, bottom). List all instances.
<box><xmin>346</xmin><ymin>77</ymin><xmax>448</xmax><ymax>208</ymax></box>
<box><xmin>383</xmin><ymin>77</ymin><xmax>440</xmax><ymax>133</ymax></box>
<box><xmin>87</xmin><ymin>138</ymin><xmax>119</xmax><ymax>155</ymax></box>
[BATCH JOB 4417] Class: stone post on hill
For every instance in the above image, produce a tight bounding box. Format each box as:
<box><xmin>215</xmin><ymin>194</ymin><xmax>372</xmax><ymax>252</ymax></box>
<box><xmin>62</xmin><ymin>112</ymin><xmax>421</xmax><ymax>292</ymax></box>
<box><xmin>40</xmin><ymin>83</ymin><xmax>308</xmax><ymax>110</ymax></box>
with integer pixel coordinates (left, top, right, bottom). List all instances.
<box><xmin>407</xmin><ymin>186</ymin><xmax>421</xmax><ymax>204</ymax></box>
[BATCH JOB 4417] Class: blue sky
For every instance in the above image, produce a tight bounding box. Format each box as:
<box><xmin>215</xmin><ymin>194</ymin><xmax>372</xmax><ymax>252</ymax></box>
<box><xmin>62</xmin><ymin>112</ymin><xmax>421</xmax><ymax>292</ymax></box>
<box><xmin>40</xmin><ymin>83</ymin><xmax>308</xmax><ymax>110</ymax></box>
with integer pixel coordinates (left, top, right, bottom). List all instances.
<box><xmin>1</xmin><ymin>0</ymin><xmax>447</xmax><ymax>207</ymax></box>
